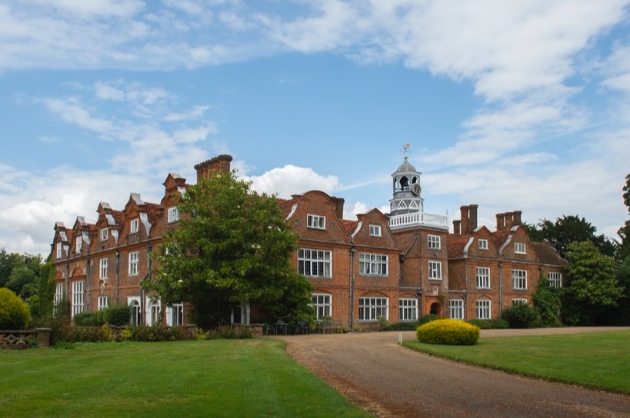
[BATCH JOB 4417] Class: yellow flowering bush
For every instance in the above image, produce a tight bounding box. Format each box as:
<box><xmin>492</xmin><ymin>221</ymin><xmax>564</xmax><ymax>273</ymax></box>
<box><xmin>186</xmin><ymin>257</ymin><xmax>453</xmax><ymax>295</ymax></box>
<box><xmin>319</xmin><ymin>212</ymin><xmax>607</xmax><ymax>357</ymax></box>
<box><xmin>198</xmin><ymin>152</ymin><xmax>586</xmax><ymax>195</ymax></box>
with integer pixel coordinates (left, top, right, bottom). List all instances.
<box><xmin>416</xmin><ymin>319</ymin><xmax>480</xmax><ymax>345</ymax></box>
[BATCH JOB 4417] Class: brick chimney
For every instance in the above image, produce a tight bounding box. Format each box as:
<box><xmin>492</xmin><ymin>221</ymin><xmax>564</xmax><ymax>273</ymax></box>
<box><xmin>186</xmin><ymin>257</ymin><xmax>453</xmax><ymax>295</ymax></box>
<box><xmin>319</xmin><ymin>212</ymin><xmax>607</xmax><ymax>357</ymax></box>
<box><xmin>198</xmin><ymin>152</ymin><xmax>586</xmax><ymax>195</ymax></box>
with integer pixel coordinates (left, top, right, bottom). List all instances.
<box><xmin>513</xmin><ymin>210</ymin><xmax>522</xmax><ymax>227</ymax></box>
<box><xmin>194</xmin><ymin>155</ymin><xmax>233</xmax><ymax>182</ymax></box>
<box><xmin>496</xmin><ymin>213</ymin><xmax>505</xmax><ymax>231</ymax></box>
<box><xmin>460</xmin><ymin>205</ymin><xmax>470</xmax><ymax>236</ymax></box>
<box><xmin>504</xmin><ymin>212</ymin><xmax>514</xmax><ymax>230</ymax></box>
<box><xmin>331</xmin><ymin>197</ymin><xmax>345</xmax><ymax>220</ymax></box>
<box><xmin>453</xmin><ymin>220</ymin><xmax>461</xmax><ymax>235</ymax></box>
<box><xmin>469</xmin><ymin>204</ymin><xmax>478</xmax><ymax>232</ymax></box>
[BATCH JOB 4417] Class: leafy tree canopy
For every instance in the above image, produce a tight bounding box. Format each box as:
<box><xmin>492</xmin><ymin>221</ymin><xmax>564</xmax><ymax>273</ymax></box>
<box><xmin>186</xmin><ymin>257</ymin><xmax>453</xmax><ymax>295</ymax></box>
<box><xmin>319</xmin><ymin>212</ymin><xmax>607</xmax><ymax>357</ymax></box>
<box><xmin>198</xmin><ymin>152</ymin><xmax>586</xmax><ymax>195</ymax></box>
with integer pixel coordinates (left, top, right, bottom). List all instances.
<box><xmin>562</xmin><ymin>241</ymin><xmax>623</xmax><ymax>325</ymax></box>
<box><xmin>618</xmin><ymin>174</ymin><xmax>630</xmax><ymax>261</ymax></box>
<box><xmin>527</xmin><ymin>215</ymin><xmax>616</xmax><ymax>258</ymax></box>
<box><xmin>145</xmin><ymin>171</ymin><xmax>314</xmax><ymax>328</ymax></box>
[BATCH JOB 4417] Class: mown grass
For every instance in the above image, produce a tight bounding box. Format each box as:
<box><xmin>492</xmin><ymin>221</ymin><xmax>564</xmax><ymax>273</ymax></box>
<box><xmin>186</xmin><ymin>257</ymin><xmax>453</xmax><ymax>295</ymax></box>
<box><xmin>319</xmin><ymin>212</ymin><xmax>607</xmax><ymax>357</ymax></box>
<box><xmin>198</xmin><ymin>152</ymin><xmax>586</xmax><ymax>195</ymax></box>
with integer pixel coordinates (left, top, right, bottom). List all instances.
<box><xmin>0</xmin><ymin>339</ymin><xmax>370</xmax><ymax>418</ymax></box>
<box><xmin>403</xmin><ymin>330</ymin><xmax>630</xmax><ymax>394</ymax></box>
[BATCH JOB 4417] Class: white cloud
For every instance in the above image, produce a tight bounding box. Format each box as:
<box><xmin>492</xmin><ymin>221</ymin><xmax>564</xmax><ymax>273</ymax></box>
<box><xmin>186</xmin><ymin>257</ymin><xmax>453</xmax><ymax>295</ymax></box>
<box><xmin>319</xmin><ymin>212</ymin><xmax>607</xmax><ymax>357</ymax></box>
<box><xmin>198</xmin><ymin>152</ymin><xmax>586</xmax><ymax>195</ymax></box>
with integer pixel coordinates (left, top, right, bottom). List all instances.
<box><xmin>247</xmin><ymin>165</ymin><xmax>340</xmax><ymax>198</ymax></box>
<box><xmin>165</xmin><ymin>105</ymin><xmax>211</xmax><ymax>121</ymax></box>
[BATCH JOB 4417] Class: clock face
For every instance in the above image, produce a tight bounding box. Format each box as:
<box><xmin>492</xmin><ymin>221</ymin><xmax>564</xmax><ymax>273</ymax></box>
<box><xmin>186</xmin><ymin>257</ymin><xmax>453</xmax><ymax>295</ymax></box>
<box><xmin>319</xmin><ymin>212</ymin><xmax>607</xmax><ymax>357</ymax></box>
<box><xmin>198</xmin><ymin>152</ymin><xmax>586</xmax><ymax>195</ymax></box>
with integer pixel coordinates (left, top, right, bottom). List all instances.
<box><xmin>411</xmin><ymin>183</ymin><xmax>421</xmax><ymax>196</ymax></box>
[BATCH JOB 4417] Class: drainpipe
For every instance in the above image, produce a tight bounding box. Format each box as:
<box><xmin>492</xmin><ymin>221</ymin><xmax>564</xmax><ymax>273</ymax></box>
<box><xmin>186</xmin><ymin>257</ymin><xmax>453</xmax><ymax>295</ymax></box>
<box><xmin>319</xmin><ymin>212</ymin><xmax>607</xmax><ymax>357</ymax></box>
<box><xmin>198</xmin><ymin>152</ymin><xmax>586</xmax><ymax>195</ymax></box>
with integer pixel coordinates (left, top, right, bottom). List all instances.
<box><xmin>498</xmin><ymin>262</ymin><xmax>503</xmax><ymax>319</ymax></box>
<box><xmin>349</xmin><ymin>247</ymin><xmax>356</xmax><ymax>329</ymax></box>
<box><xmin>85</xmin><ymin>256</ymin><xmax>91</xmax><ymax>312</ymax></box>
<box><xmin>147</xmin><ymin>242</ymin><xmax>152</xmax><ymax>323</ymax></box>
<box><xmin>115</xmin><ymin>250</ymin><xmax>120</xmax><ymax>305</ymax></box>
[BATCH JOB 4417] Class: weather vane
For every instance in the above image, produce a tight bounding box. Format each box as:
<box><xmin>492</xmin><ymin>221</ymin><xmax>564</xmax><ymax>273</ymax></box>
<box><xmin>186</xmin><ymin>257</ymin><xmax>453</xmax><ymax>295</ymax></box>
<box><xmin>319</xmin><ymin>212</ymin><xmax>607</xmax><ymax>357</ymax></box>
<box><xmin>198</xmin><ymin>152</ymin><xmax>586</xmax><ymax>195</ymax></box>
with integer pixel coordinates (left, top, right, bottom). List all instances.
<box><xmin>403</xmin><ymin>143</ymin><xmax>411</xmax><ymax>160</ymax></box>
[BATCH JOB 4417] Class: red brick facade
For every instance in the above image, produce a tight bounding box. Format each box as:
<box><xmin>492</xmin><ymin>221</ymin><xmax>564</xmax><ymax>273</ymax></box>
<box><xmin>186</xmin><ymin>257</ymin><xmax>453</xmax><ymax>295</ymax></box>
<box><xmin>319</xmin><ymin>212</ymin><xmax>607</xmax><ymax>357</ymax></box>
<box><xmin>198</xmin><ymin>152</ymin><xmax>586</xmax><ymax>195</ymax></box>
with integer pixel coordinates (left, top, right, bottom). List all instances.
<box><xmin>51</xmin><ymin>155</ymin><xmax>566</xmax><ymax>328</ymax></box>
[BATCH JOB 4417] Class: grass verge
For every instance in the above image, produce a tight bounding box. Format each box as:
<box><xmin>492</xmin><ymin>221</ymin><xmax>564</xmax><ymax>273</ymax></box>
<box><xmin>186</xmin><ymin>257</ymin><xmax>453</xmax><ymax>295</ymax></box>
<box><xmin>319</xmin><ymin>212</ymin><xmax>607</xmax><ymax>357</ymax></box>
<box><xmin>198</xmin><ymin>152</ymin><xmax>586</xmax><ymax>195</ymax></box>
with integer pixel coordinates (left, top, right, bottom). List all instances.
<box><xmin>403</xmin><ymin>330</ymin><xmax>630</xmax><ymax>395</ymax></box>
<box><xmin>0</xmin><ymin>339</ymin><xmax>370</xmax><ymax>418</ymax></box>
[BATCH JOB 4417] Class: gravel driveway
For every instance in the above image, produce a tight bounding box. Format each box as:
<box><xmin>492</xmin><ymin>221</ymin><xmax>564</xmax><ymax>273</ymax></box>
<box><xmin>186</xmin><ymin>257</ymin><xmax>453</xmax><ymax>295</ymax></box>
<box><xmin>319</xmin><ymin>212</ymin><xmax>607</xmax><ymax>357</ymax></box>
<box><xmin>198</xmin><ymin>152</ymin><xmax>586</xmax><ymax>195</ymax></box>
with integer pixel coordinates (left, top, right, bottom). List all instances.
<box><xmin>277</xmin><ymin>327</ymin><xmax>630</xmax><ymax>417</ymax></box>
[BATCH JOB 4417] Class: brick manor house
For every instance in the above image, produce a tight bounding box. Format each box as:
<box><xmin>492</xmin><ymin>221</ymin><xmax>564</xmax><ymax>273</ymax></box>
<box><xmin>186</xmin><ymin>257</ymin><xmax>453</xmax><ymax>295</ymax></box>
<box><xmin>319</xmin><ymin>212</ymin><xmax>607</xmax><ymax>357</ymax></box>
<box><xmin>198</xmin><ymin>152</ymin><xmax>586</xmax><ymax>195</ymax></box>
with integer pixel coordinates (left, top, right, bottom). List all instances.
<box><xmin>51</xmin><ymin>154</ymin><xmax>566</xmax><ymax>328</ymax></box>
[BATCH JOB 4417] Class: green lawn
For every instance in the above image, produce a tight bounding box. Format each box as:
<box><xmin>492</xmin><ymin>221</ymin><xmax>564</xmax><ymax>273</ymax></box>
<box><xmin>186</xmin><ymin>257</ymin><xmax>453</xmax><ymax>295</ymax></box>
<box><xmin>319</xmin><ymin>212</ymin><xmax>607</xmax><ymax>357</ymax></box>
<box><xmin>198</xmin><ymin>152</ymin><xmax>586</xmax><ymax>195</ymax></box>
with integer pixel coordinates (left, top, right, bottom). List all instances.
<box><xmin>404</xmin><ymin>330</ymin><xmax>630</xmax><ymax>394</ymax></box>
<box><xmin>0</xmin><ymin>339</ymin><xmax>370</xmax><ymax>418</ymax></box>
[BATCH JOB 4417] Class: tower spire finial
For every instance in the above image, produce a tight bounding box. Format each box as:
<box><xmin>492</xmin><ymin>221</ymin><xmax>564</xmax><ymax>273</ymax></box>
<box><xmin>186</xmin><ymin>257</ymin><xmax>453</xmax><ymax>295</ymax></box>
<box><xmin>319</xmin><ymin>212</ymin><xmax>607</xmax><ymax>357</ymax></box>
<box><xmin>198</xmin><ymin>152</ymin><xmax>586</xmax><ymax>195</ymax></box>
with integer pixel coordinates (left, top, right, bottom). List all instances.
<box><xmin>403</xmin><ymin>143</ymin><xmax>411</xmax><ymax>160</ymax></box>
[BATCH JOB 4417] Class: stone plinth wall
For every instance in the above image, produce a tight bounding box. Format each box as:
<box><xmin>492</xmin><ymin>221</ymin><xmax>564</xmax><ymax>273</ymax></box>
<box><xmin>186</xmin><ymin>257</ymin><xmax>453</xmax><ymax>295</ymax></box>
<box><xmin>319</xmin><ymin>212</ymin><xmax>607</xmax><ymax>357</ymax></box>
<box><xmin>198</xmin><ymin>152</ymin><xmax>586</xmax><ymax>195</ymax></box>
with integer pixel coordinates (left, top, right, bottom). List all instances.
<box><xmin>0</xmin><ymin>328</ymin><xmax>52</xmax><ymax>349</ymax></box>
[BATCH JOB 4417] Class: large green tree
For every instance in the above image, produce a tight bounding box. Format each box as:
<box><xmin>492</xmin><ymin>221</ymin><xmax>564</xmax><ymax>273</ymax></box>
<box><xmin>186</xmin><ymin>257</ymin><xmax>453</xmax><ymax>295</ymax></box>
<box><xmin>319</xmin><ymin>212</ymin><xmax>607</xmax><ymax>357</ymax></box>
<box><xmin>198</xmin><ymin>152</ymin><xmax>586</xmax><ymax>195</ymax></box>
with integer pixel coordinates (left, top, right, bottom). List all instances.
<box><xmin>528</xmin><ymin>215</ymin><xmax>616</xmax><ymax>258</ymax></box>
<box><xmin>618</xmin><ymin>174</ymin><xmax>630</xmax><ymax>261</ymax></box>
<box><xmin>145</xmin><ymin>171</ymin><xmax>314</xmax><ymax>329</ymax></box>
<box><xmin>561</xmin><ymin>241</ymin><xmax>623</xmax><ymax>325</ymax></box>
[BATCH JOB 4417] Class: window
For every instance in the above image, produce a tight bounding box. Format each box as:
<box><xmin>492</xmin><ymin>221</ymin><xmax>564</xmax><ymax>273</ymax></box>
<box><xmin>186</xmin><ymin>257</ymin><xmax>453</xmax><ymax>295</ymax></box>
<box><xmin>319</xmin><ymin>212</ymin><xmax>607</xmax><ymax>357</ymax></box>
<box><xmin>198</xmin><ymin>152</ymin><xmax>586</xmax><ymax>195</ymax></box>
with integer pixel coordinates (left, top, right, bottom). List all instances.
<box><xmin>449</xmin><ymin>299</ymin><xmax>464</xmax><ymax>320</ymax></box>
<box><xmin>148</xmin><ymin>299</ymin><xmax>161</xmax><ymax>326</ymax></box>
<box><xmin>129</xmin><ymin>299</ymin><xmax>141</xmax><ymax>326</ymax></box>
<box><xmin>298</xmin><ymin>249</ymin><xmax>331</xmax><ymax>277</ymax></box>
<box><xmin>168</xmin><ymin>207</ymin><xmax>179</xmax><ymax>223</ymax></box>
<box><xmin>129</xmin><ymin>252</ymin><xmax>139</xmax><ymax>276</ymax></box>
<box><xmin>98</xmin><ymin>296</ymin><xmax>109</xmax><ymax>311</ymax></box>
<box><xmin>76</xmin><ymin>236</ymin><xmax>82</xmax><ymax>252</ymax></box>
<box><xmin>56</xmin><ymin>242</ymin><xmax>62</xmax><ymax>259</ymax></box>
<box><xmin>512</xmin><ymin>269</ymin><xmax>527</xmax><ymax>289</ymax></box>
<box><xmin>311</xmin><ymin>294</ymin><xmax>332</xmax><ymax>319</ymax></box>
<box><xmin>428</xmin><ymin>235</ymin><xmax>441</xmax><ymax>250</ymax></box>
<box><xmin>359</xmin><ymin>297</ymin><xmax>388</xmax><ymax>321</ymax></box>
<box><xmin>476</xmin><ymin>299</ymin><xmax>491</xmax><ymax>319</ymax></box>
<box><xmin>101</xmin><ymin>228</ymin><xmax>108</xmax><ymax>241</ymax></box>
<box><xmin>55</xmin><ymin>283</ymin><xmax>63</xmax><ymax>305</ymax></box>
<box><xmin>512</xmin><ymin>298</ymin><xmax>528</xmax><ymax>306</ymax></box>
<box><xmin>307</xmin><ymin>214</ymin><xmax>326</xmax><ymax>229</ymax></box>
<box><xmin>548</xmin><ymin>272</ymin><xmax>562</xmax><ymax>288</ymax></box>
<box><xmin>369</xmin><ymin>225</ymin><xmax>381</xmax><ymax>237</ymax></box>
<box><xmin>72</xmin><ymin>281</ymin><xmax>84</xmax><ymax>317</ymax></box>
<box><xmin>167</xmin><ymin>303</ymin><xmax>184</xmax><ymax>326</ymax></box>
<box><xmin>359</xmin><ymin>253</ymin><xmax>388</xmax><ymax>276</ymax></box>
<box><xmin>515</xmin><ymin>242</ymin><xmax>526</xmax><ymax>254</ymax></box>
<box><xmin>399</xmin><ymin>299</ymin><xmax>417</xmax><ymax>321</ymax></box>
<box><xmin>476</xmin><ymin>267</ymin><xmax>490</xmax><ymax>289</ymax></box>
<box><xmin>428</xmin><ymin>260</ymin><xmax>442</xmax><ymax>280</ymax></box>
<box><xmin>130</xmin><ymin>218</ymin><xmax>139</xmax><ymax>234</ymax></box>
<box><xmin>99</xmin><ymin>258</ymin><xmax>108</xmax><ymax>280</ymax></box>
<box><xmin>478</xmin><ymin>239</ymin><xmax>488</xmax><ymax>250</ymax></box>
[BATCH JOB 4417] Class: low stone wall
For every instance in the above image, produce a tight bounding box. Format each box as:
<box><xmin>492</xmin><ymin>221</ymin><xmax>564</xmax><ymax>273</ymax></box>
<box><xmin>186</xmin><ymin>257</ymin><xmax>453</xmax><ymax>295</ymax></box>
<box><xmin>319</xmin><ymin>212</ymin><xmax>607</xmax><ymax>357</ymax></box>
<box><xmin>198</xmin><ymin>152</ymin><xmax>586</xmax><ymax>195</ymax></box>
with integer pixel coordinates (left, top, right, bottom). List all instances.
<box><xmin>0</xmin><ymin>328</ymin><xmax>51</xmax><ymax>349</ymax></box>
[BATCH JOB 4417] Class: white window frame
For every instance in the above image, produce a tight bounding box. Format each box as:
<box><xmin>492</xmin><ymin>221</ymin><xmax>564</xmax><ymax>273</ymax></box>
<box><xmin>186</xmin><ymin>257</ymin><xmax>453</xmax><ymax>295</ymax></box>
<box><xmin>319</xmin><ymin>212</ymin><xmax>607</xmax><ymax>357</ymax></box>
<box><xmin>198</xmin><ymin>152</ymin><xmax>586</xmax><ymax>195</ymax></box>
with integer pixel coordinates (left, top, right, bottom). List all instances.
<box><xmin>166</xmin><ymin>303</ymin><xmax>184</xmax><ymax>326</ymax></box>
<box><xmin>311</xmin><ymin>294</ymin><xmax>332</xmax><ymax>320</ymax></box>
<box><xmin>130</xmin><ymin>218</ymin><xmax>139</xmax><ymax>234</ymax></box>
<box><xmin>512</xmin><ymin>269</ymin><xmax>527</xmax><ymax>290</ymax></box>
<box><xmin>128</xmin><ymin>297</ymin><xmax>141</xmax><ymax>326</ymax></box>
<box><xmin>427</xmin><ymin>235</ymin><xmax>441</xmax><ymax>250</ymax></box>
<box><xmin>147</xmin><ymin>299</ymin><xmax>161</xmax><ymax>326</ymax></box>
<box><xmin>449</xmin><ymin>299</ymin><xmax>464</xmax><ymax>320</ymax></box>
<box><xmin>307</xmin><ymin>214</ymin><xmax>326</xmax><ymax>230</ymax></box>
<box><xmin>129</xmin><ymin>252</ymin><xmax>139</xmax><ymax>276</ymax></box>
<box><xmin>358</xmin><ymin>297</ymin><xmax>389</xmax><ymax>321</ymax></box>
<box><xmin>298</xmin><ymin>249</ymin><xmax>332</xmax><ymax>278</ymax></box>
<box><xmin>476</xmin><ymin>299</ymin><xmax>491</xmax><ymax>319</ymax></box>
<box><xmin>478</xmin><ymin>239</ymin><xmax>488</xmax><ymax>250</ymax></box>
<box><xmin>76</xmin><ymin>236</ymin><xmax>82</xmax><ymax>252</ymax></box>
<box><xmin>428</xmin><ymin>260</ymin><xmax>442</xmax><ymax>280</ymax></box>
<box><xmin>99</xmin><ymin>258</ymin><xmax>108</xmax><ymax>280</ymax></box>
<box><xmin>72</xmin><ymin>281</ymin><xmax>84</xmax><ymax>317</ymax></box>
<box><xmin>548</xmin><ymin>272</ymin><xmax>562</xmax><ymax>288</ymax></box>
<box><xmin>512</xmin><ymin>298</ymin><xmax>528</xmax><ymax>306</ymax></box>
<box><xmin>476</xmin><ymin>267</ymin><xmax>490</xmax><ymax>289</ymax></box>
<box><xmin>359</xmin><ymin>253</ymin><xmax>388</xmax><ymax>276</ymax></box>
<box><xmin>369</xmin><ymin>224</ymin><xmax>381</xmax><ymax>237</ymax></box>
<box><xmin>168</xmin><ymin>207</ymin><xmax>179</xmax><ymax>223</ymax></box>
<box><xmin>98</xmin><ymin>296</ymin><xmax>109</xmax><ymax>311</ymax></box>
<box><xmin>399</xmin><ymin>298</ymin><xmax>418</xmax><ymax>321</ymax></box>
<box><xmin>56</xmin><ymin>242</ymin><xmax>62</xmax><ymax>259</ymax></box>
<box><xmin>55</xmin><ymin>283</ymin><xmax>63</xmax><ymax>305</ymax></box>
<box><xmin>515</xmin><ymin>242</ymin><xmax>526</xmax><ymax>254</ymax></box>
<box><xmin>100</xmin><ymin>228</ymin><xmax>108</xmax><ymax>241</ymax></box>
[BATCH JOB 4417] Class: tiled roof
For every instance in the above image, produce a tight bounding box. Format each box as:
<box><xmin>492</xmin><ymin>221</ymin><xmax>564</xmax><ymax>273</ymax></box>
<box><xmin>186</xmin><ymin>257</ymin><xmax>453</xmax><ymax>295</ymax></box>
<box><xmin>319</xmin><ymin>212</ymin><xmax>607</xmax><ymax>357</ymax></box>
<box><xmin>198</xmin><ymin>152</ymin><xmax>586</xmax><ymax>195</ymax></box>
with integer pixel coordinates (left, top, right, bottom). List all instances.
<box><xmin>341</xmin><ymin>219</ymin><xmax>358</xmax><ymax>234</ymax></box>
<box><xmin>492</xmin><ymin>230</ymin><xmax>511</xmax><ymax>251</ymax></box>
<box><xmin>448</xmin><ymin>234</ymin><xmax>472</xmax><ymax>258</ymax></box>
<box><xmin>531</xmin><ymin>242</ymin><xmax>568</xmax><ymax>266</ymax></box>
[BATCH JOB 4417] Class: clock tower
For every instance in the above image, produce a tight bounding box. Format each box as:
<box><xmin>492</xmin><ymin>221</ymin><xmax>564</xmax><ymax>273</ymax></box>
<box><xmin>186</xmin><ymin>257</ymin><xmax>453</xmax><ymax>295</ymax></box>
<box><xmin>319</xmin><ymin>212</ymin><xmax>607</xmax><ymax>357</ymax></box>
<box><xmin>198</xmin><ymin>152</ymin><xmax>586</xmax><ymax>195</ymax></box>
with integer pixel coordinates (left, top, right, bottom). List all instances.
<box><xmin>389</xmin><ymin>151</ymin><xmax>423</xmax><ymax>218</ymax></box>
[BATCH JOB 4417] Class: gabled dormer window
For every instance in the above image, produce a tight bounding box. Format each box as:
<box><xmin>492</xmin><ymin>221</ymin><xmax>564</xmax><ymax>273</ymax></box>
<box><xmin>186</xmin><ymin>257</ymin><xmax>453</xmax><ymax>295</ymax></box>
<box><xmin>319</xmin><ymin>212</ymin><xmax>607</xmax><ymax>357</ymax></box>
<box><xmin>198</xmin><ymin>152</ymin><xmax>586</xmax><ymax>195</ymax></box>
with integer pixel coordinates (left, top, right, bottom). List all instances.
<box><xmin>515</xmin><ymin>242</ymin><xmax>526</xmax><ymax>254</ymax></box>
<box><xmin>101</xmin><ymin>228</ymin><xmax>108</xmax><ymax>241</ymax></box>
<box><xmin>76</xmin><ymin>236</ymin><xmax>82</xmax><ymax>252</ymax></box>
<box><xmin>307</xmin><ymin>214</ymin><xmax>326</xmax><ymax>230</ymax></box>
<box><xmin>369</xmin><ymin>225</ymin><xmax>381</xmax><ymax>237</ymax></box>
<box><xmin>168</xmin><ymin>207</ymin><xmax>179</xmax><ymax>223</ymax></box>
<box><xmin>478</xmin><ymin>239</ymin><xmax>488</xmax><ymax>250</ymax></box>
<box><xmin>130</xmin><ymin>218</ymin><xmax>139</xmax><ymax>234</ymax></box>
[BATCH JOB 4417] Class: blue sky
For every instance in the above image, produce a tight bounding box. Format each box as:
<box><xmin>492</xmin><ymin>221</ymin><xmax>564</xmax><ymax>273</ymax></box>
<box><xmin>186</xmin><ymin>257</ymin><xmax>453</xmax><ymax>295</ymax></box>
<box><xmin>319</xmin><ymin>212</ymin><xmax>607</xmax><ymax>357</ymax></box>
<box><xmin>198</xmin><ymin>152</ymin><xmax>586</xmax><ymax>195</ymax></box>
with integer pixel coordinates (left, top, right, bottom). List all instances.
<box><xmin>1</xmin><ymin>0</ymin><xmax>630</xmax><ymax>256</ymax></box>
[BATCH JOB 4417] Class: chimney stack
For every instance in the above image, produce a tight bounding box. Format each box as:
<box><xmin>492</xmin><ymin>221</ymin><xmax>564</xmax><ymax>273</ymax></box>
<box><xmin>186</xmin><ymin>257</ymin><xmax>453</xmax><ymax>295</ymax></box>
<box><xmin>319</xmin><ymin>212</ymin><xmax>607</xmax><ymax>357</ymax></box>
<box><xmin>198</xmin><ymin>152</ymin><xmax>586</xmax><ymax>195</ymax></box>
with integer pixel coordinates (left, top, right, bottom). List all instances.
<box><xmin>194</xmin><ymin>155</ymin><xmax>233</xmax><ymax>182</ymax></box>
<box><xmin>453</xmin><ymin>220</ymin><xmax>461</xmax><ymax>235</ymax></box>
<box><xmin>513</xmin><ymin>210</ymin><xmax>522</xmax><ymax>226</ymax></box>
<box><xmin>331</xmin><ymin>197</ymin><xmax>345</xmax><ymax>220</ymax></box>
<box><xmin>469</xmin><ymin>204</ymin><xmax>478</xmax><ymax>232</ymax></box>
<box><xmin>460</xmin><ymin>205</ymin><xmax>470</xmax><ymax>236</ymax></box>
<box><xmin>496</xmin><ymin>213</ymin><xmax>505</xmax><ymax>231</ymax></box>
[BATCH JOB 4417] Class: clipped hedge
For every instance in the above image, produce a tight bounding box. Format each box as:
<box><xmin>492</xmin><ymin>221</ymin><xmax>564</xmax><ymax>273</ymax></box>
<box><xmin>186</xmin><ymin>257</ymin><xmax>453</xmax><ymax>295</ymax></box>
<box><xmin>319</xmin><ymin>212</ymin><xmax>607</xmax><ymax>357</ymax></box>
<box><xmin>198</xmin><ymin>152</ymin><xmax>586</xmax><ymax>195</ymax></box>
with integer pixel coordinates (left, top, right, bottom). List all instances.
<box><xmin>419</xmin><ymin>314</ymin><xmax>440</xmax><ymax>325</ymax></box>
<box><xmin>467</xmin><ymin>319</ymin><xmax>509</xmax><ymax>329</ymax></box>
<box><xmin>382</xmin><ymin>322</ymin><xmax>419</xmax><ymax>331</ymax></box>
<box><xmin>503</xmin><ymin>304</ymin><xmax>540</xmax><ymax>329</ymax></box>
<box><xmin>0</xmin><ymin>288</ymin><xmax>31</xmax><ymax>330</ymax></box>
<box><xmin>416</xmin><ymin>319</ymin><xmax>480</xmax><ymax>345</ymax></box>
<box><xmin>104</xmin><ymin>304</ymin><xmax>131</xmax><ymax>326</ymax></box>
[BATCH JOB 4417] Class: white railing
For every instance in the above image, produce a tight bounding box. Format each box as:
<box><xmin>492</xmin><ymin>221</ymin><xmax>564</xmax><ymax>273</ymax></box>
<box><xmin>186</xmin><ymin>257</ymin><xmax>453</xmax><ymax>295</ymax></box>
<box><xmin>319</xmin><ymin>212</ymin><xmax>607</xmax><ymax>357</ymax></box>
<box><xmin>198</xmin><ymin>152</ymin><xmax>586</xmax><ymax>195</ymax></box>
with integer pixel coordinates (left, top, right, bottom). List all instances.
<box><xmin>389</xmin><ymin>211</ymin><xmax>448</xmax><ymax>230</ymax></box>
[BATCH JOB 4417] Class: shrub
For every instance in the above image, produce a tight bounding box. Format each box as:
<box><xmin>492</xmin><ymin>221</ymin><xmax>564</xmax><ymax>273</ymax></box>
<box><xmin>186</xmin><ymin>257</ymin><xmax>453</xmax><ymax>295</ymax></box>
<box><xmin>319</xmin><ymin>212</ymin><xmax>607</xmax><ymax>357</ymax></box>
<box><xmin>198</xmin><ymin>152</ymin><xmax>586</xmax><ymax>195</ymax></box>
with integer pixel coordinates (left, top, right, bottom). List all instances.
<box><xmin>416</xmin><ymin>319</ymin><xmax>480</xmax><ymax>345</ymax></box>
<box><xmin>382</xmin><ymin>322</ymin><xmax>419</xmax><ymax>331</ymax></box>
<box><xmin>467</xmin><ymin>319</ymin><xmax>493</xmax><ymax>329</ymax></box>
<box><xmin>377</xmin><ymin>315</ymin><xmax>389</xmax><ymax>331</ymax></box>
<box><xmin>419</xmin><ymin>314</ymin><xmax>439</xmax><ymax>325</ymax></box>
<box><xmin>73</xmin><ymin>312</ymin><xmax>100</xmax><ymax>327</ymax></box>
<box><xmin>503</xmin><ymin>304</ymin><xmax>541</xmax><ymax>329</ymax></box>
<box><xmin>0</xmin><ymin>288</ymin><xmax>31</xmax><ymax>330</ymax></box>
<box><xmin>104</xmin><ymin>304</ymin><xmax>131</xmax><ymax>326</ymax></box>
<box><xmin>491</xmin><ymin>319</ymin><xmax>509</xmax><ymax>329</ymax></box>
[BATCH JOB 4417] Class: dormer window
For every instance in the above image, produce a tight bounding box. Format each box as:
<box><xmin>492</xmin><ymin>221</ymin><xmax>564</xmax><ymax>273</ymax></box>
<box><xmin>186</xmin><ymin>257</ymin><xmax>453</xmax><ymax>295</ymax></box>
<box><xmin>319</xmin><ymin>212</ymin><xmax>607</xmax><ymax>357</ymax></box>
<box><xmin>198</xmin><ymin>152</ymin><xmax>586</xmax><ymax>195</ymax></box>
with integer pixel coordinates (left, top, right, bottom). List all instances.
<box><xmin>130</xmin><ymin>218</ymin><xmax>139</xmax><ymax>234</ymax></box>
<box><xmin>307</xmin><ymin>214</ymin><xmax>326</xmax><ymax>230</ymax></box>
<box><xmin>515</xmin><ymin>243</ymin><xmax>526</xmax><ymax>254</ymax></box>
<box><xmin>101</xmin><ymin>228</ymin><xmax>108</xmax><ymax>241</ymax></box>
<box><xmin>56</xmin><ymin>242</ymin><xmax>62</xmax><ymax>259</ymax></box>
<box><xmin>369</xmin><ymin>225</ymin><xmax>381</xmax><ymax>237</ymax></box>
<box><xmin>168</xmin><ymin>207</ymin><xmax>179</xmax><ymax>223</ymax></box>
<box><xmin>478</xmin><ymin>239</ymin><xmax>488</xmax><ymax>250</ymax></box>
<box><xmin>76</xmin><ymin>236</ymin><xmax>82</xmax><ymax>252</ymax></box>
